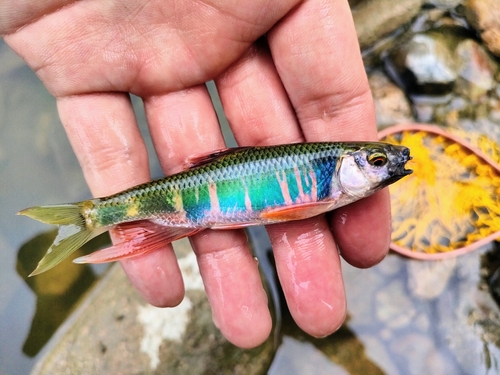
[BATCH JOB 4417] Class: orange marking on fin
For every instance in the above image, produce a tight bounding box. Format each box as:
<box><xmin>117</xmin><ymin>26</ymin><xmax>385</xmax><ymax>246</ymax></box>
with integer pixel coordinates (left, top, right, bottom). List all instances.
<box><xmin>261</xmin><ymin>201</ymin><xmax>338</xmax><ymax>222</ymax></box>
<box><xmin>73</xmin><ymin>220</ymin><xmax>202</xmax><ymax>264</ymax></box>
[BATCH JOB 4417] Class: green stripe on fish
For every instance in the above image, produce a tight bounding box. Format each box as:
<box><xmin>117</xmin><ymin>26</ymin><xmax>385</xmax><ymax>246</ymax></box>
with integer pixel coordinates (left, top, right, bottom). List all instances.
<box><xmin>18</xmin><ymin>142</ymin><xmax>412</xmax><ymax>275</ymax></box>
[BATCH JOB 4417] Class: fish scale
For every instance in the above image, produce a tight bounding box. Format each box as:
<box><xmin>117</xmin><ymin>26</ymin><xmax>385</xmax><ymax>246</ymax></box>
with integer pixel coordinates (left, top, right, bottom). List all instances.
<box><xmin>91</xmin><ymin>143</ymin><xmax>347</xmax><ymax>227</ymax></box>
<box><xmin>18</xmin><ymin>141</ymin><xmax>412</xmax><ymax>275</ymax></box>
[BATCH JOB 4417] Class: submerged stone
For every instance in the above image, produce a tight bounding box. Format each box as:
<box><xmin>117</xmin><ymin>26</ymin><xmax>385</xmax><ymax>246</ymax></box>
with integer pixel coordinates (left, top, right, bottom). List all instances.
<box><xmin>369</xmin><ymin>70</ymin><xmax>415</xmax><ymax>128</ymax></box>
<box><xmin>455</xmin><ymin>39</ymin><xmax>498</xmax><ymax>100</ymax></box>
<box><xmin>465</xmin><ymin>0</ymin><xmax>500</xmax><ymax>57</ymax></box>
<box><xmin>386</xmin><ymin>29</ymin><xmax>464</xmax><ymax>95</ymax></box>
<box><xmin>31</xmin><ymin>239</ymin><xmax>276</xmax><ymax>375</ymax></box>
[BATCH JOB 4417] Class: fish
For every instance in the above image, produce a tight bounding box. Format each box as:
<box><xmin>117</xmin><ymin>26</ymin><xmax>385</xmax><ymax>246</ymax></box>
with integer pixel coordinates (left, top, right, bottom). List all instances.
<box><xmin>19</xmin><ymin>142</ymin><xmax>412</xmax><ymax>276</ymax></box>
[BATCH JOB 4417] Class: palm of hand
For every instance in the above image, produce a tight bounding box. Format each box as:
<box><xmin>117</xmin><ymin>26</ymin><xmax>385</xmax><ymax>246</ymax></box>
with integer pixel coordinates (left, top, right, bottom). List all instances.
<box><xmin>2</xmin><ymin>0</ymin><xmax>390</xmax><ymax>348</ymax></box>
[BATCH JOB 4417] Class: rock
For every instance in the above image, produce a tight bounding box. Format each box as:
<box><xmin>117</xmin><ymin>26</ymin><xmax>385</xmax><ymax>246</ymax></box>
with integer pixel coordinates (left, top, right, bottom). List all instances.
<box><xmin>31</xmin><ymin>239</ymin><xmax>276</xmax><ymax>375</ymax></box>
<box><xmin>435</xmin><ymin>246</ymin><xmax>500</xmax><ymax>374</ymax></box>
<box><xmin>426</xmin><ymin>0</ymin><xmax>463</xmax><ymax>9</ymax></box>
<box><xmin>375</xmin><ymin>279</ymin><xmax>417</xmax><ymax>329</ymax></box>
<box><xmin>269</xmin><ymin>337</ymin><xmax>349</xmax><ymax>375</ymax></box>
<box><xmin>352</xmin><ymin>0</ymin><xmax>424</xmax><ymax>50</ymax></box>
<box><xmin>386</xmin><ymin>28</ymin><xmax>464</xmax><ymax>95</ymax></box>
<box><xmin>339</xmin><ymin>246</ymin><xmax>500</xmax><ymax>374</ymax></box>
<box><xmin>455</xmin><ymin>39</ymin><xmax>497</xmax><ymax>100</ymax></box>
<box><xmin>465</xmin><ymin>0</ymin><xmax>500</xmax><ymax>56</ymax></box>
<box><xmin>368</xmin><ymin>70</ymin><xmax>414</xmax><ymax>129</ymax></box>
<box><xmin>390</xmin><ymin>334</ymin><xmax>449</xmax><ymax>374</ymax></box>
<box><xmin>407</xmin><ymin>257</ymin><xmax>456</xmax><ymax>299</ymax></box>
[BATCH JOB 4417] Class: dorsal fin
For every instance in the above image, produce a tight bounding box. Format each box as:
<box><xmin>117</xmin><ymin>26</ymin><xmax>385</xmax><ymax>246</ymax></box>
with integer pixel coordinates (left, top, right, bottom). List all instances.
<box><xmin>183</xmin><ymin>147</ymin><xmax>253</xmax><ymax>169</ymax></box>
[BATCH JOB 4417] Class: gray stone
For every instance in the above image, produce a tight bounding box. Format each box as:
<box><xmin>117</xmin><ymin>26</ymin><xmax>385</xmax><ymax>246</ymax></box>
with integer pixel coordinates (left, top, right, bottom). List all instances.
<box><xmin>407</xmin><ymin>34</ymin><xmax>457</xmax><ymax>84</ymax></box>
<box><xmin>465</xmin><ymin>0</ymin><xmax>500</xmax><ymax>57</ymax></box>
<box><xmin>31</xmin><ymin>239</ymin><xmax>275</xmax><ymax>375</ymax></box>
<box><xmin>385</xmin><ymin>26</ymin><xmax>481</xmax><ymax>99</ymax></box>
<box><xmin>426</xmin><ymin>0</ymin><xmax>463</xmax><ymax>8</ymax></box>
<box><xmin>455</xmin><ymin>39</ymin><xmax>498</xmax><ymax>100</ymax></box>
<box><xmin>407</xmin><ymin>257</ymin><xmax>457</xmax><ymax>299</ymax></box>
<box><xmin>390</xmin><ymin>334</ymin><xmax>449</xmax><ymax>375</ymax></box>
<box><xmin>369</xmin><ymin>70</ymin><xmax>414</xmax><ymax>129</ymax></box>
<box><xmin>375</xmin><ymin>280</ymin><xmax>417</xmax><ymax>329</ymax></box>
<box><xmin>352</xmin><ymin>0</ymin><xmax>424</xmax><ymax>50</ymax></box>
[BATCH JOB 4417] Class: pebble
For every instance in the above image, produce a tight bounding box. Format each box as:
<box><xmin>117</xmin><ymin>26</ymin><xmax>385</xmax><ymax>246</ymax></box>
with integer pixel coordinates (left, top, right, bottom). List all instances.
<box><xmin>465</xmin><ymin>0</ymin><xmax>500</xmax><ymax>56</ymax></box>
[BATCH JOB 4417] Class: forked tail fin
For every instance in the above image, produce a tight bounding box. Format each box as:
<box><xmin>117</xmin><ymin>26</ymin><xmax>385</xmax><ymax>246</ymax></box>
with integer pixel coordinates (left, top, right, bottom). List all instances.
<box><xmin>18</xmin><ymin>203</ymin><xmax>104</xmax><ymax>276</ymax></box>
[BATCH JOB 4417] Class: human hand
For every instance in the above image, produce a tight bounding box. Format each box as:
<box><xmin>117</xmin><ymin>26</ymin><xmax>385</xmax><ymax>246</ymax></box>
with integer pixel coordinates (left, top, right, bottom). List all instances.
<box><xmin>2</xmin><ymin>0</ymin><xmax>391</xmax><ymax>348</ymax></box>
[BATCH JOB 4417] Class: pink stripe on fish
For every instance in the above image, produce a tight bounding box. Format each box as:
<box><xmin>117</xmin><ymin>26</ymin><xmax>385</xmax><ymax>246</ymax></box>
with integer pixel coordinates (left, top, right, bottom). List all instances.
<box><xmin>293</xmin><ymin>166</ymin><xmax>318</xmax><ymax>203</ymax></box>
<box><xmin>208</xmin><ymin>180</ymin><xmax>222</xmax><ymax>218</ymax></box>
<box><xmin>244</xmin><ymin>183</ymin><xmax>253</xmax><ymax>212</ymax></box>
<box><xmin>294</xmin><ymin>166</ymin><xmax>307</xmax><ymax>203</ymax></box>
<box><xmin>309</xmin><ymin>169</ymin><xmax>318</xmax><ymax>202</ymax></box>
<box><xmin>276</xmin><ymin>170</ymin><xmax>293</xmax><ymax>206</ymax></box>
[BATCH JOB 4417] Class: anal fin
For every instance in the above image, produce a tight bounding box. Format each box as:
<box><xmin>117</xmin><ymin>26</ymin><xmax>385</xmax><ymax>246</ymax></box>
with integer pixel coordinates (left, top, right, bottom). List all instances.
<box><xmin>260</xmin><ymin>201</ymin><xmax>338</xmax><ymax>222</ymax></box>
<box><xmin>210</xmin><ymin>221</ymin><xmax>261</xmax><ymax>230</ymax></box>
<box><xmin>74</xmin><ymin>220</ymin><xmax>202</xmax><ymax>264</ymax></box>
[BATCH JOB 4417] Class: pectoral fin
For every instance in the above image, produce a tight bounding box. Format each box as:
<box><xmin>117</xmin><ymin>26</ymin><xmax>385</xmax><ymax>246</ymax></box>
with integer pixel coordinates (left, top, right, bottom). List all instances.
<box><xmin>73</xmin><ymin>221</ymin><xmax>202</xmax><ymax>264</ymax></box>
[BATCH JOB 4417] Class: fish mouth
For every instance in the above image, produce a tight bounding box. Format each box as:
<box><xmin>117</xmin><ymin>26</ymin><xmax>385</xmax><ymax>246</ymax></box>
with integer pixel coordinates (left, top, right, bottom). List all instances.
<box><xmin>386</xmin><ymin>166</ymin><xmax>412</xmax><ymax>184</ymax></box>
<box><xmin>385</xmin><ymin>146</ymin><xmax>413</xmax><ymax>184</ymax></box>
<box><xmin>399</xmin><ymin>146</ymin><xmax>413</xmax><ymax>175</ymax></box>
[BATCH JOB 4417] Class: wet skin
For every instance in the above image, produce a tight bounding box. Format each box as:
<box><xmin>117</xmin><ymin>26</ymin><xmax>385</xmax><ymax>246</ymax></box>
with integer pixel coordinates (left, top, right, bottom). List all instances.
<box><xmin>3</xmin><ymin>0</ymin><xmax>391</xmax><ymax>348</ymax></box>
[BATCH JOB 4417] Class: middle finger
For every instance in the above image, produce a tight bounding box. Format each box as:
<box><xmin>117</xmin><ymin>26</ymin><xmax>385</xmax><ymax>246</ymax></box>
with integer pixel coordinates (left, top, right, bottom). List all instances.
<box><xmin>144</xmin><ymin>85</ymin><xmax>272</xmax><ymax>348</ymax></box>
<box><xmin>215</xmin><ymin>44</ymin><xmax>346</xmax><ymax>337</ymax></box>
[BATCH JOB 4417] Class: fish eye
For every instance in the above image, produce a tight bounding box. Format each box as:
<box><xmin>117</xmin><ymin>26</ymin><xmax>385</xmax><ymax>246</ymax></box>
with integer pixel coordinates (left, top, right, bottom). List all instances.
<box><xmin>368</xmin><ymin>152</ymin><xmax>388</xmax><ymax>167</ymax></box>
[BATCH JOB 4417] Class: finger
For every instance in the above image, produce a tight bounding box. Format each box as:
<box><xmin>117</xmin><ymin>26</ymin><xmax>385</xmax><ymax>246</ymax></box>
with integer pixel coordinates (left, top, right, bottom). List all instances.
<box><xmin>215</xmin><ymin>42</ymin><xmax>303</xmax><ymax>146</ymax></box>
<box><xmin>144</xmin><ymin>86</ymin><xmax>272</xmax><ymax>348</ymax></box>
<box><xmin>57</xmin><ymin>93</ymin><xmax>184</xmax><ymax>307</ymax></box>
<box><xmin>267</xmin><ymin>0</ymin><xmax>391</xmax><ymax>265</ymax></box>
<box><xmin>215</xmin><ymin>44</ymin><xmax>346</xmax><ymax>336</ymax></box>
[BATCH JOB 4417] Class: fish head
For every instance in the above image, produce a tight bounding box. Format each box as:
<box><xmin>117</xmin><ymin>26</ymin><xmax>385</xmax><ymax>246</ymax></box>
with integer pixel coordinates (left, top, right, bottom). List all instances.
<box><xmin>336</xmin><ymin>143</ymin><xmax>412</xmax><ymax>198</ymax></box>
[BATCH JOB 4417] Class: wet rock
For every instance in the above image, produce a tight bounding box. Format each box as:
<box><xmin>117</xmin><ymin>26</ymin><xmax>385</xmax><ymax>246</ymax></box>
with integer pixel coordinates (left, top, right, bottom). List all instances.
<box><xmin>407</xmin><ymin>258</ymin><xmax>457</xmax><ymax>299</ymax></box>
<box><xmin>269</xmin><ymin>337</ymin><xmax>349</xmax><ymax>375</ymax></box>
<box><xmin>347</xmin><ymin>0</ymin><xmax>365</xmax><ymax>8</ymax></box>
<box><xmin>465</xmin><ymin>0</ymin><xmax>500</xmax><ymax>56</ymax></box>
<box><xmin>339</xmin><ymin>246</ymin><xmax>500</xmax><ymax>374</ymax></box>
<box><xmin>369</xmin><ymin>70</ymin><xmax>414</xmax><ymax>129</ymax></box>
<box><xmin>375</xmin><ymin>280</ymin><xmax>417</xmax><ymax>329</ymax></box>
<box><xmin>490</xmin><ymin>96</ymin><xmax>500</xmax><ymax>123</ymax></box>
<box><xmin>455</xmin><ymin>39</ymin><xmax>498</xmax><ymax>100</ymax></box>
<box><xmin>390</xmin><ymin>334</ymin><xmax>449</xmax><ymax>374</ymax></box>
<box><xmin>435</xmin><ymin>246</ymin><xmax>500</xmax><ymax>374</ymax></box>
<box><xmin>386</xmin><ymin>28</ymin><xmax>464</xmax><ymax>95</ymax></box>
<box><xmin>31</xmin><ymin>239</ymin><xmax>275</xmax><ymax>375</ymax></box>
<box><xmin>352</xmin><ymin>0</ymin><xmax>424</xmax><ymax>50</ymax></box>
<box><xmin>412</xmin><ymin>97</ymin><xmax>442</xmax><ymax>123</ymax></box>
<box><xmin>426</xmin><ymin>0</ymin><xmax>462</xmax><ymax>9</ymax></box>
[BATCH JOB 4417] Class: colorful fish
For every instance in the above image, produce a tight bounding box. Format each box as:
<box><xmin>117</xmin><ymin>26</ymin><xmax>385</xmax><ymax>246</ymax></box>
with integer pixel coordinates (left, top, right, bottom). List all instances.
<box><xmin>19</xmin><ymin>142</ymin><xmax>412</xmax><ymax>275</ymax></box>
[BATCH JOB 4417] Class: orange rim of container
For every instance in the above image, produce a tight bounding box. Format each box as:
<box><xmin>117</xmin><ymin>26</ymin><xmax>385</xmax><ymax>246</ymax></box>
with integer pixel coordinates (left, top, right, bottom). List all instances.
<box><xmin>378</xmin><ymin>123</ymin><xmax>500</xmax><ymax>260</ymax></box>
